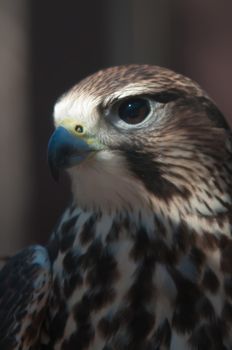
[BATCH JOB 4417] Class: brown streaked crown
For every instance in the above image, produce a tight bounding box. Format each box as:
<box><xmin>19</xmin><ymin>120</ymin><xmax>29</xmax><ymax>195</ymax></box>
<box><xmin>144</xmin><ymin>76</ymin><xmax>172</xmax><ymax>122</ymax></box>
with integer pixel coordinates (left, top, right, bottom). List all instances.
<box><xmin>71</xmin><ymin>64</ymin><xmax>205</xmax><ymax>100</ymax></box>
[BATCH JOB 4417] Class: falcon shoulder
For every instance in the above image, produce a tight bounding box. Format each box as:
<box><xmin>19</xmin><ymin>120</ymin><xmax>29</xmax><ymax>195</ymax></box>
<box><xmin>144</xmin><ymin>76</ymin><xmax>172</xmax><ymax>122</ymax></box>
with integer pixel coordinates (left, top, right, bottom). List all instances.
<box><xmin>0</xmin><ymin>245</ymin><xmax>51</xmax><ymax>350</ymax></box>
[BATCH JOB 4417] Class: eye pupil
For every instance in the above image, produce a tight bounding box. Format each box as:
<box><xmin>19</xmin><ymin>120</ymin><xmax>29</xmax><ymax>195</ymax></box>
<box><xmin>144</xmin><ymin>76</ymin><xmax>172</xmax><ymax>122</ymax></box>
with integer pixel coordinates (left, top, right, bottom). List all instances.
<box><xmin>118</xmin><ymin>98</ymin><xmax>150</xmax><ymax>124</ymax></box>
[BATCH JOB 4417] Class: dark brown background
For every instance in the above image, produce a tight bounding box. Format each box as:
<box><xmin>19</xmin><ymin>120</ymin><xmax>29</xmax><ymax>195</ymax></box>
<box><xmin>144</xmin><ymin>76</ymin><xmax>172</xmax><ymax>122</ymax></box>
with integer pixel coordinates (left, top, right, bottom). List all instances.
<box><xmin>0</xmin><ymin>0</ymin><xmax>232</xmax><ymax>254</ymax></box>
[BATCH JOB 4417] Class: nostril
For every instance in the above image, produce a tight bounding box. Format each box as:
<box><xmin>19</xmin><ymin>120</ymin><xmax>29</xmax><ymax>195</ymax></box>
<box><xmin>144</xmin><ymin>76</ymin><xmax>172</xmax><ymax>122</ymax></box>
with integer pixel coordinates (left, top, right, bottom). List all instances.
<box><xmin>75</xmin><ymin>125</ymin><xmax>84</xmax><ymax>134</ymax></box>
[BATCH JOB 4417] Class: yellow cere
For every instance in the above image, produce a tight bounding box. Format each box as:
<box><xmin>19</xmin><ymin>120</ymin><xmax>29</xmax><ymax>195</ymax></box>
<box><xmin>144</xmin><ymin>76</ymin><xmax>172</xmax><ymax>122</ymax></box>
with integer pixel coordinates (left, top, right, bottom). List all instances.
<box><xmin>58</xmin><ymin>118</ymin><xmax>104</xmax><ymax>150</ymax></box>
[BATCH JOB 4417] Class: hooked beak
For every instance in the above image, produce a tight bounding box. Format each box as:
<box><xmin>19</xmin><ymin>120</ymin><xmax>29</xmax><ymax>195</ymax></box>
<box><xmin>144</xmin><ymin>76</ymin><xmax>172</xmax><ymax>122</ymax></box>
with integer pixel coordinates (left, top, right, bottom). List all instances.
<box><xmin>47</xmin><ymin>126</ymin><xmax>95</xmax><ymax>181</ymax></box>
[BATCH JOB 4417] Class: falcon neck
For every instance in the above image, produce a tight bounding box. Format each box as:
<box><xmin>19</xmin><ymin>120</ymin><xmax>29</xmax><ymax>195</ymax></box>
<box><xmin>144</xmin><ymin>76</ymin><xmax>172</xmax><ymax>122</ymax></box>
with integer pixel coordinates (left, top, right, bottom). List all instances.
<box><xmin>62</xmin><ymin>197</ymin><xmax>232</xmax><ymax>252</ymax></box>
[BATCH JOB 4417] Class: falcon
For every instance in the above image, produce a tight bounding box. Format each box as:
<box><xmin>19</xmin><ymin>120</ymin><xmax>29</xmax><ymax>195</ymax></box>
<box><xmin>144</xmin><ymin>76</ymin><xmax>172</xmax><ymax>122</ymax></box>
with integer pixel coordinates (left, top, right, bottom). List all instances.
<box><xmin>1</xmin><ymin>64</ymin><xmax>232</xmax><ymax>350</ymax></box>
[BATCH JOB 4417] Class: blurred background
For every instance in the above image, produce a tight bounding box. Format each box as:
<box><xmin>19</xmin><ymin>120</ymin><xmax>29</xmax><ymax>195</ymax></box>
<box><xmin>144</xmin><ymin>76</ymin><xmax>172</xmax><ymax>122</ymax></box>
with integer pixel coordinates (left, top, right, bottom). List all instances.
<box><xmin>0</xmin><ymin>0</ymin><xmax>232</xmax><ymax>254</ymax></box>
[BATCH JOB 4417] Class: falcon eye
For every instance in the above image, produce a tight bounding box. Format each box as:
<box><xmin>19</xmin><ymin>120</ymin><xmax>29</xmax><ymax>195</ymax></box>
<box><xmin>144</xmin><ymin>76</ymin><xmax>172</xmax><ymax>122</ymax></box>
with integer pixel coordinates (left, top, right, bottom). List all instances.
<box><xmin>118</xmin><ymin>98</ymin><xmax>150</xmax><ymax>124</ymax></box>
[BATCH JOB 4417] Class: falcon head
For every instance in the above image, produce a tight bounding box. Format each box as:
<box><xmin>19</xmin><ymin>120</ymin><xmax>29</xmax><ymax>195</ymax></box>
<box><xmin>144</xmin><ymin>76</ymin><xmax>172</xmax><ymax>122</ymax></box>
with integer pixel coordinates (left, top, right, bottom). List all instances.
<box><xmin>48</xmin><ymin>65</ymin><xmax>231</xmax><ymax>217</ymax></box>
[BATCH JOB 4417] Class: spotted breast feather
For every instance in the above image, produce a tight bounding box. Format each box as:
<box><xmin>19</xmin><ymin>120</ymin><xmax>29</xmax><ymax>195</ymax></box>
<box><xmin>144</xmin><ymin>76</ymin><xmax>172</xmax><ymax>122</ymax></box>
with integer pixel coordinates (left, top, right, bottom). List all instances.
<box><xmin>2</xmin><ymin>64</ymin><xmax>232</xmax><ymax>350</ymax></box>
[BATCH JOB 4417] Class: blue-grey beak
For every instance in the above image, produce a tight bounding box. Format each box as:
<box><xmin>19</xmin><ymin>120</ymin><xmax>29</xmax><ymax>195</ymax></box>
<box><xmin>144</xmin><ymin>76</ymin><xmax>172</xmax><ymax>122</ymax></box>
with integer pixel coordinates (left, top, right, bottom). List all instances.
<box><xmin>48</xmin><ymin>126</ymin><xmax>94</xmax><ymax>181</ymax></box>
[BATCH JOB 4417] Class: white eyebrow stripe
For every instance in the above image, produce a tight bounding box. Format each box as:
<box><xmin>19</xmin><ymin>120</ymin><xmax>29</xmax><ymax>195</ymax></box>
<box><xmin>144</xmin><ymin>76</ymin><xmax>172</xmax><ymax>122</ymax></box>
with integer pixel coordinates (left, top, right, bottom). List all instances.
<box><xmin>103</xmin><ymin>83</ymin><xmax>158</xmax><ymax>106</ymax></box>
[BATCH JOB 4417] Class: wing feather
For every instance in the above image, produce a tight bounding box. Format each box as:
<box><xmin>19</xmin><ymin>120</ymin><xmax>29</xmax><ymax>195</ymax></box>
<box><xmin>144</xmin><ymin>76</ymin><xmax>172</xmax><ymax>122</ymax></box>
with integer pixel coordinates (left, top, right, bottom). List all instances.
<box><xmin>0</xmin><ymin>245</ymin><xmax>51</xmax><ymax>350</ymax></box>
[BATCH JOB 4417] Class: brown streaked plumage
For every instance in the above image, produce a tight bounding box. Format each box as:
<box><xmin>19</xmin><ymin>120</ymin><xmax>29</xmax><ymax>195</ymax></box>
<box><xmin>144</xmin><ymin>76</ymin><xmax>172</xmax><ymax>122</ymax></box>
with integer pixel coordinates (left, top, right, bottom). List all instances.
<box><xmin>1</xmin><ymin>64</ymin><xmax>232</xmax><ymax>349</ymax></box>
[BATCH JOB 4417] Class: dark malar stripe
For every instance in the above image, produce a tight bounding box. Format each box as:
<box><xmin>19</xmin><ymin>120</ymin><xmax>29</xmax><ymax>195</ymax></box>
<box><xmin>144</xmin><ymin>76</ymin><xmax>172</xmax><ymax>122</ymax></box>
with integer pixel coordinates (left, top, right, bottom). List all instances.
<box><xmin>124</xmin><ymin>150</ymin><xmax>191</xmax><ymax>200</ymax></box>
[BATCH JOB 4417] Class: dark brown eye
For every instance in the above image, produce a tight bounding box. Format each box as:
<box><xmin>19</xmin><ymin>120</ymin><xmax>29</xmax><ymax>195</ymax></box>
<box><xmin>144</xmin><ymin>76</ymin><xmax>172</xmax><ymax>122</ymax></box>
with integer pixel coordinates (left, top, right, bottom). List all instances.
<box><xmin>118</xmin><ymin>98</ymin><xmax>150</xmax><ymax>124</ymax></box>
